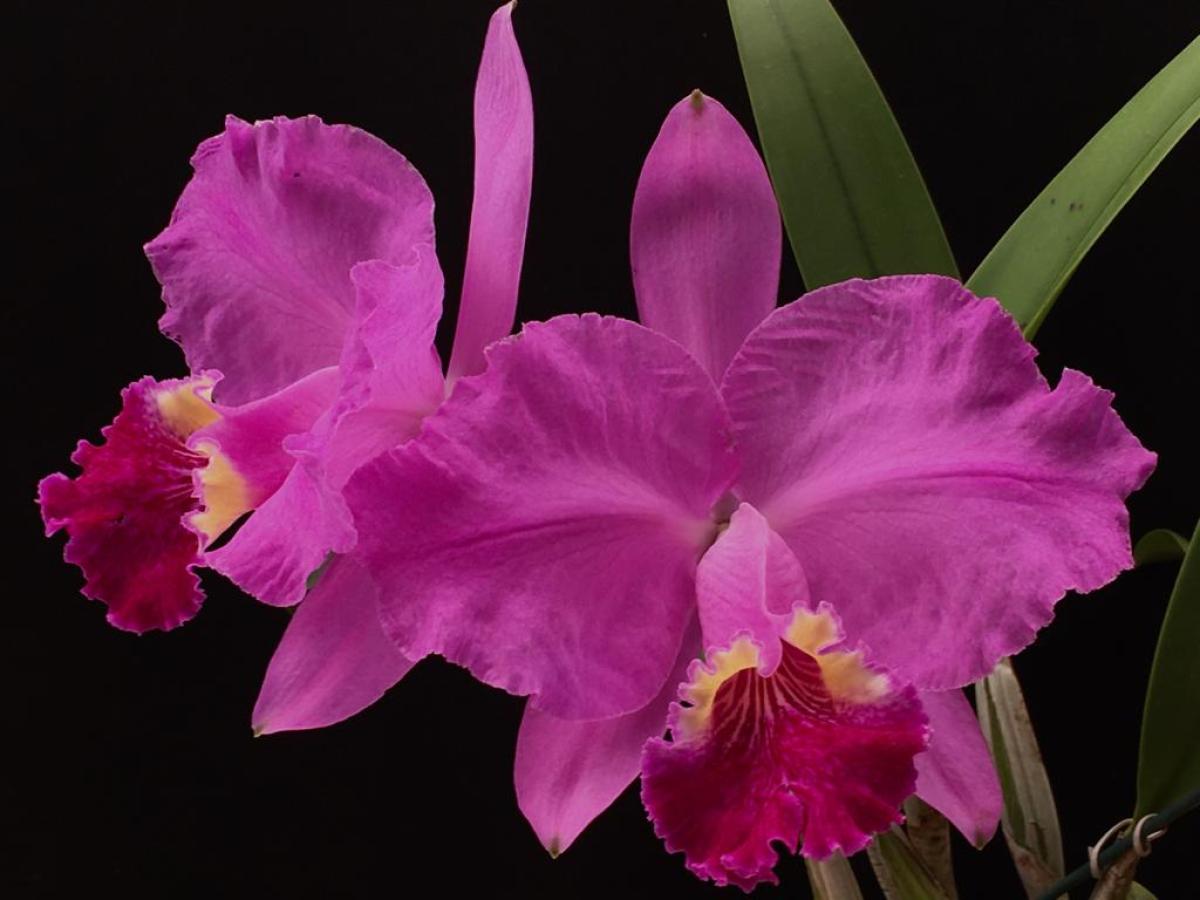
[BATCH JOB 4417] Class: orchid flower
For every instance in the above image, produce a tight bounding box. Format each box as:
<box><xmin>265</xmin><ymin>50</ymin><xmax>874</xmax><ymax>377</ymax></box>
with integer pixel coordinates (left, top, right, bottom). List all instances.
<box><xmin>38</xmin><ymin>4</ymin><xmax>531</xmax><ymax>730</ymax></box>
<box><xmin>344</xmin><ymin>93</ymin><xmax>1155</xmax><ymax>888</ymax></box>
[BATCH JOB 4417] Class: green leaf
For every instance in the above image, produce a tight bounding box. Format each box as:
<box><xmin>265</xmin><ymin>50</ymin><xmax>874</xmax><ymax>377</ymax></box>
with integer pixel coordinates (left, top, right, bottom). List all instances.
<box><xmin>805</xmin><ymin>853</ymin><xmax>864</xmax><ymax>900</ymax></box>
<box><xmin>305</xmin><ymin>553</ymin><xmax>336</xmax><ymax>592</ymax></box>
<box><xmin>903</xmin><ymin>797</ymin><xmax>958</xmax><ymax>899</ymax></box>
<box><xmin>727</xmin><ymin>0</ymin><xmax>958</xmax><ymax>288</ymax></box>
<box><xmin>1128</xmin><ymin>882</ymin><xmax>1159</xmax><ymax>900</ymax></box>
<box><xmin>968</xmin><ymin>37</ymin><xmax>1200</xmax><ymax>338</ymax></box>
<box><xmin>1133</xmin><ymin>528</ymin><xmax>1190</xmax><ymax>567</ymax></box>
<box><xmin>1136</xmin><ymin>523</ymin><xmax>1200</xmax><ymax>818</ymax></box>
<box><xmin>976</xmin><ymin>659</ymin><xmax>1064</xmax><ymax>898</ymax></box>
<box><xmin>867</xmin><ymin>827</ymin><xmax>953</xmax><ymax>900</ymax></box>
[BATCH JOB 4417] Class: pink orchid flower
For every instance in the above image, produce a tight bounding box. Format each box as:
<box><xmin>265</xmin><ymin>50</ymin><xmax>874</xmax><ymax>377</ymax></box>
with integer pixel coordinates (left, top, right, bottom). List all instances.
<box><xmin>344</xmin><ymin>93</ymin><xmax>1155</xmax><ymax>888</ymax></box>
<box><xmin>38</xmin><ymin>4</ymin><xmax>531</xmax><ymax>729</ymax></box>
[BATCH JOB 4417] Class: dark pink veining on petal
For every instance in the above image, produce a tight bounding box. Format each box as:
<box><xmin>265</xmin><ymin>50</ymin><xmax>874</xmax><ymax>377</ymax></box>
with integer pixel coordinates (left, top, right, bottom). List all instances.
<box><xmin>642</xmin><ymin>641</ymin><xmax>926</xmax><ymax>891</ymax></box>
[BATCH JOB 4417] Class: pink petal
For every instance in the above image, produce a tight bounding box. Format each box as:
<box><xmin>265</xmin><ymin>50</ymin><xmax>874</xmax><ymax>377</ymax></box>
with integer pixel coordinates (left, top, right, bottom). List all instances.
<box><xmin>206</xmin><ymin>449</ymin><xmax>355</xmax><ymax>608</ymax></box>
<box><xmin>642</xmin><ymin>602</ymin><xmax>926</xmax><ymax>889</ymax></box>
<box><xmin>146</xmin><ymin>115</ymin><xmax>435</xmax><ymax>405</ymax></box>
<box><xmin>446</xmin><ymin>2</ymin><xmax>534</xmax><ymax>384</ymax></box>
<box><xmin>722</xmin><ymin>275</ymin><xmax>1156</xmax><ymax>689</ymax></box>
<box><xmin>914</xmin><ymin>688</ymin><xmax>1002</xmax><ymax>847</ymax></box>
<box><xmin>252</xmin><ymin>555</ymin><xmax>414</xmax><ymax>735</ymax></box>
<box><xmin>347</xmin><ymin>315</ymin><xmax>738</xmax><ymax>719</ymax></box>
<box><xmin>207</xmin><ymin>252</ymin><xmax>447</xmax><ymax>608</ymax></box>
<box><xmin>198</xmin><ymin>365</ymin><xmax>340</xmax><ymax>502</ymax></box>
<box><xmin>38</xmin><ymin>375</ymin><xmax>223</xmax><ymax>632</ymax></box>
<box><xmin>515</xmin><ymin>618</ymin><xmax>701</xmax><ymax>857</ymax></box>
<box><xmin>631</xmin><ymin>92</ymin><xmax>781</xmax><ymax>382</ymax></box>
<box><xmin>323</xmin><ymin>251</ymin><xmax>446</xmax><ymax>488</ymax></box>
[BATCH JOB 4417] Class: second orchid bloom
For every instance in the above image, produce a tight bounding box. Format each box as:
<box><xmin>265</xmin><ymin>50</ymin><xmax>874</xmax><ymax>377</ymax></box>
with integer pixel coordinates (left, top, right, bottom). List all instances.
<box><xmin>347</xmin><ymin>95</ymin><xmax>1153</xmax><ymax>887</ymax></box>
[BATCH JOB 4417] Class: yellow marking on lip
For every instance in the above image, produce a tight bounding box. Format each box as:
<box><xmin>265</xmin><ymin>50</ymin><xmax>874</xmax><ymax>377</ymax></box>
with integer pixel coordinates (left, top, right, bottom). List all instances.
<box><xmin>155</xmin><ymin>377</ymin><xmax>219</xmax><ymax>437</ymax></box>
<box><xmin>785</xmin><ymin>608</ymin><xmax>889</xmax><ymax>704</ymax></box>
<box><xmin>189</xmin><ymin>441</ymin><xmax>253</xmax><ymax>543</ymax></box>
<box><xmin>675</xmin><ymin>607</ymin><xmax>892</xmax><ymax>745</ymax></box>
<box><xmin>676</xmin><ymin>637</ymin><xmax>760</xmax><ymax>741</ymax></box>
<box><xmin>154</xmin><ymin>378</ymin><xmax>254</xmax><ymax>545</ymax></box>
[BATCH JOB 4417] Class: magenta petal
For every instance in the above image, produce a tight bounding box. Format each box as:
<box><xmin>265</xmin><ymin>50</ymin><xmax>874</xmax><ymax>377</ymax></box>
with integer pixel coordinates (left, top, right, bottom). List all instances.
<box><xmin>199</xmin><ymin>365</ymin><xmax>340</xmax><ymax>501</ymax></box>
<box><xmin>38</xmin><ymin>375</ymin><xmax>219</xmax><ymax>632</ymax></box>
<box><xmin>252</xmin><ymin>555</ymin><xmax>414</xmax><ymax>735</ymax></box>
<box><xmin>515</xmin><ymin>619</ymin><xmax>700</xmax><ymax>856</ymax></box>
<box><xmin>146</xmin><ymin>115</ymin><xmax>435</xmax><ymax>404</ymax></box>
<box><xmin>206</xmin><ymin>450</ymin><xmax>355</xmax><ymax>608</ymax></box>
<box><xmin>723</xmin><ymin>275</ymin><xmax>1156</xmax><ymax>689</ymax></box>
<box><xmin>446</xmin><ymin>2</ymin><xmax>533</xmax><ymax>384</ymax></box>
<box><xmin>631</xmin><ymin>92</ymin><xmax>781</xmax><ymax>382</ymax></box>
<box><xmin>348</xmin><ymin>315</ymin><xmax>738</xmax><ymax>719</ymax></box>
<box><xmin>914</xmin><ymin>688</ymin><xmax>1002</xmax><ymax>847</ymax></box>
<box><xmin>322</xmin><ymin>251</ymin><xmax>446</xmax><ymax>488</ymax></box>
<box><xmin>208</xmin><ymin>251</ymin><xmax>446</xmax><ymax>608</ymax></box>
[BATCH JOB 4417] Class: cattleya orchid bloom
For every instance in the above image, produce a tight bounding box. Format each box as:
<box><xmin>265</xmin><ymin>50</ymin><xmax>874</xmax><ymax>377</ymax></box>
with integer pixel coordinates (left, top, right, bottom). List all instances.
<box><xmin>38</xmin><ymin>3</ymin><xmax>532</xmax><ymax>730</ymax></box>
<box><xmin>344</xmin><ymin>94</ymin><xmax>1155</xmax><ymax>887</ymax></box>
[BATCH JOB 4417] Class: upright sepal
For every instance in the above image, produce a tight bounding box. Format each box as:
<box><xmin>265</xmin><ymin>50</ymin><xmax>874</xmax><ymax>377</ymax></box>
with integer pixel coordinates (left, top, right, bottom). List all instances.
<box><xmin>447</xmin><ymin>1</ymin><xmax>534</xmax><ymax>383</ymax></box>
<box><xmin>631</xmin><ymin>91</ymin><xmax>781</xmax><ymax>380</ymax></box>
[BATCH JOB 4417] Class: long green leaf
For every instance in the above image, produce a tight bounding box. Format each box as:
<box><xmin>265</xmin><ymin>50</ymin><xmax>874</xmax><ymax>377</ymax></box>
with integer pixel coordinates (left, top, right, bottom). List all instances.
<box><xmin>867</xmin><ymin>827</ymin><xmax>953</xmax><ymax>900</ymax></box>
<box><xmin>727</xmin><ymin>0</ymin><xmax>958</xmax><ymax>287</ymax></box>
<box><xmin>1133</xmin><ymin>528</ymin><xmax>1190</xmax><ymax>567</ymax></box>
<box><xmin>1136</xmin><ymin>523</ymin><xmax>1200</xmax><ymax>818</ymax></box>
<box><xmin>968</xmin><ymin>37</ymin><xmax>1200</xmax><ymax>337</ymax></box>
<box><xmin>977</xmin><ymin>659</ymin><xmax>1064</xmax><ymax>898</ymax></box>
<box><xmin>805</xmin><ymin>853</ymin><xmax>864</xmax><ymax>900</ymax></box>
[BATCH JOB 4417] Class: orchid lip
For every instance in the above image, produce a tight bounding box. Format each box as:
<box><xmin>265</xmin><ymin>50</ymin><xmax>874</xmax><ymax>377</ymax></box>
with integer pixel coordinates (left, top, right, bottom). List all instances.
<box><xmin>642</xmin><ymin>606</ymin><xmax>928</xmax><ymax>889</ymax></box>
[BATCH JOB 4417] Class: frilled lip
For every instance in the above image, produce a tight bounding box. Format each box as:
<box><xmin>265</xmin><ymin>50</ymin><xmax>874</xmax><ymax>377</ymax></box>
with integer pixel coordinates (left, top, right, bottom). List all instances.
<box><xmin>38</xmin><ymin>374</ymin><xmax>231</xmax><ymax>632</ymax></box>
<box><xmin>641</xmin><ymin>607</ymin><xmax>928</xmax><ymax>890</ymax></box>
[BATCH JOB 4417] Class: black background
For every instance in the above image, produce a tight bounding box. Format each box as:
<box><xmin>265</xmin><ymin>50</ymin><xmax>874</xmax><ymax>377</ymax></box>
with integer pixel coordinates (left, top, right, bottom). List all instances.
<box><xmin>7</xmin><ymin>1</ymin><xmax>1199</xmax><ymax>897</ymax></box>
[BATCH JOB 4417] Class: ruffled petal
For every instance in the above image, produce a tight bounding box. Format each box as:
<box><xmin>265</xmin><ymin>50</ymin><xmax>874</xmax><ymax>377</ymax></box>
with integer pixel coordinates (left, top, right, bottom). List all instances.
<box><xmin>323</xmin><ymin>251</ymin><xmax>446</xmax><ymax>488</ymax></box>
<box><xmin>207</xmin><ymin>252</ymin><xmax>446</xmax><ymax>607</ymax></box>
<box><xmin>38</xmin><ymin>375</ymin><xmax>236</xmax><ymax>632</ymax></box>
<box><xmin>631</xmin><ymin>92</ymin><xmax>781</xmax><ymax>382</ymax></box>
<box><xmin>146</xmin><ymin>115</ymin><xmax>435</xmax><ymax>404</ymax></box>
<box><xmin>642</xmin><ymin>603</ymin><xmax>926</xmax><ymax>889</ymax></box>
<box><xmin>914</xmin><ymin>688</ymin><xmax>1002</xmax><ymax>847</ymax></box>
<box><xmin>206</xmin><ymin>449</ymin><xmax>355</xmax><ymax>607</ymax></box>
<box><xmin>722</xmin><ymin>275</ymin><xmax>1156</xmax><ymax>689</ymax></box>
<box><xmin>193</xmin><ymin>365</ymin><xmax>340</xmax><ymax>538</ymax></box>
<box><xmin>515</xmin><ymin>618</ymin><xmax>701</xmax><ymax>856</ymax></box>
<box><xmin>252</xmin><ymin>555</ymin><xmax>414</xmax><ymax>735</ymax></box>
<box><xmin>347</xmin><ymin>315</ymin><xmax>738</xmax><ymax>719</ymax></box>
<box><xmin>446</xmin><ymin>2</ymin><xmax>533</xmax><ymax>383</ymax></box>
